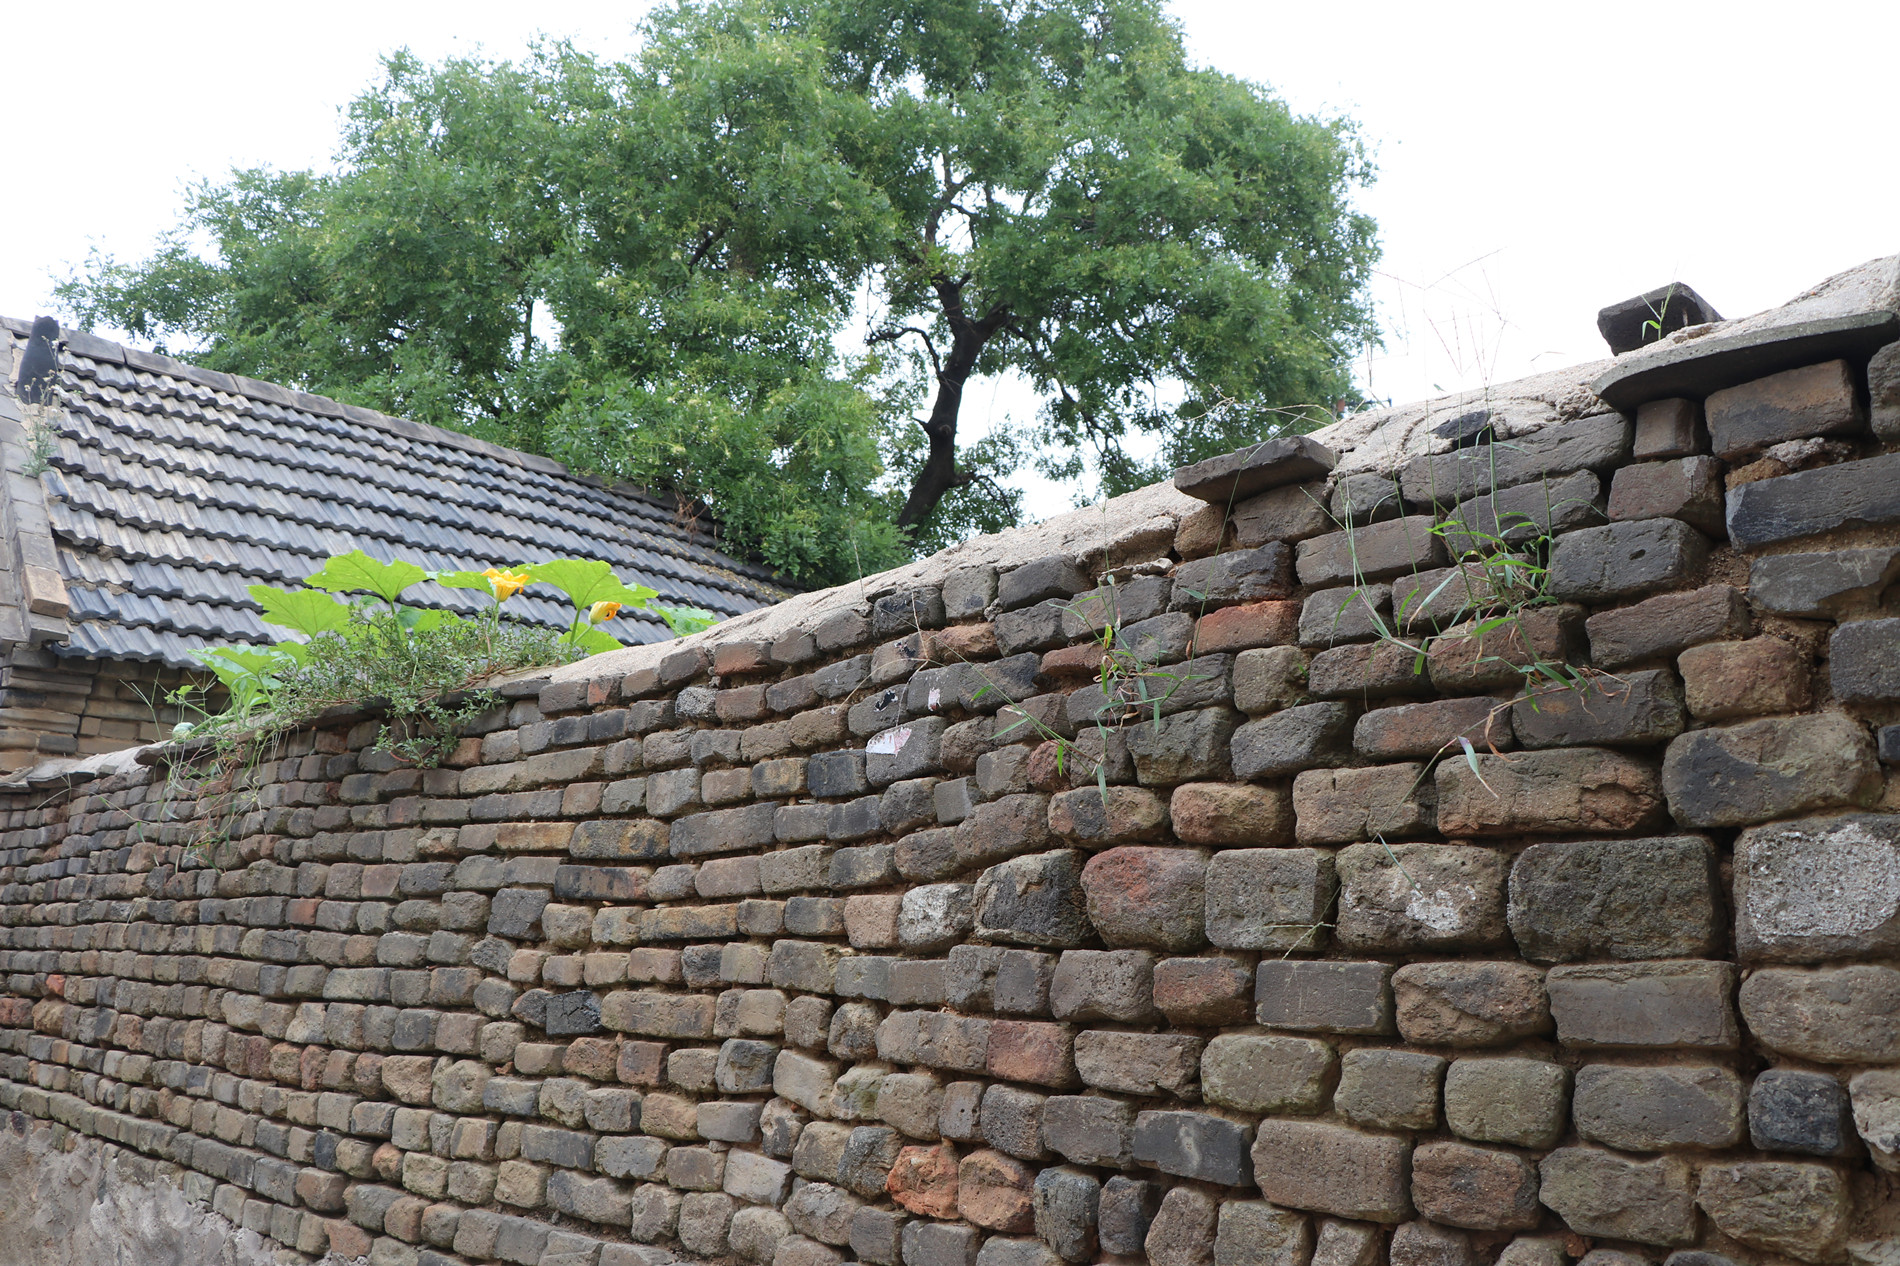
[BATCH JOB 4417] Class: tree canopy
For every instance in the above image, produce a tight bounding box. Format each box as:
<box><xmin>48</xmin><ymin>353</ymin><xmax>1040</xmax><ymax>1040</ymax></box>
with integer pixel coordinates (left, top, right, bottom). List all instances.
<box><xmin>60</xmin><ymin>0</ymin><xmax>1379</xmax><ymax>585</ymax></box>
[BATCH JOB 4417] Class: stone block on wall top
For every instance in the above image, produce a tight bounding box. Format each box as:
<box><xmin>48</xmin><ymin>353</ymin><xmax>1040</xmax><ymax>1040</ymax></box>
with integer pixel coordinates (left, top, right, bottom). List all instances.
<box><xmin>1705</xmin><ymin>358</ymin><xmax>1866</xmax><ymax>459</ymax></box>
<box><xmin>1727</xmin><ymin>451</ymin><xmax>1900</xmax><ymax>550</ymax></box>
<box><xmin>1546</xmin><ymin>518</ymin><xmax>1708</xmax><ymax>602</ymax></box>
<box><xmin>1173</xmin><ymin>435</ymin><xmax>1337</xmax><ymax>504</ymax></box>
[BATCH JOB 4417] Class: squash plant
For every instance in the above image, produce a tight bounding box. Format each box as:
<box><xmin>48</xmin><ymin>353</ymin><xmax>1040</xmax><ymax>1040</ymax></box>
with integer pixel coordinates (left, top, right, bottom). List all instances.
<box><xmin>172</xmin><ymin>549</ymin><xmax>715</xmax><ymax>753</ymax></box>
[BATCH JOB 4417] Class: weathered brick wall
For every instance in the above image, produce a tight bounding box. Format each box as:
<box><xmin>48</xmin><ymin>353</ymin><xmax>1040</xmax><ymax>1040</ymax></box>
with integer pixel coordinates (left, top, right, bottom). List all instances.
<box><xmin>3</xmin><ymin>345</ymin><xmax>1900</xmax><ymax>1266</ymax></box>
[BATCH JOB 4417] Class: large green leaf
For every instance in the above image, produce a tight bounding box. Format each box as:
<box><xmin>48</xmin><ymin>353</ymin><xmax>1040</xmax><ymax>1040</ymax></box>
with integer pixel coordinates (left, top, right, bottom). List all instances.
<box><xmin>428</xmin><ymin>568</ymin><xmax>503</xmax><ymax>592</ymax></box>
<box><xmin>527</xmin><ymin>559</ymin><xmax>656</xmax><ymax>611</ymax></box>
<box><xmin>655</xmin><ymin>604</ymin><xmax>718</xmax><ymax>636</ymax></box>
<box><xmin>248</xmin><ymin>585</ymin><xmax>353</xmax><ymax>637</ymax></box>
<box><xmin>559</xmin><ymin>625</ymin><xmax>623</xmax><ymax>655</ymax></box>
<box><xmin>305</xmin><ymin>549</ymin><xmax>426</xmax><ymax>603</ymax></box>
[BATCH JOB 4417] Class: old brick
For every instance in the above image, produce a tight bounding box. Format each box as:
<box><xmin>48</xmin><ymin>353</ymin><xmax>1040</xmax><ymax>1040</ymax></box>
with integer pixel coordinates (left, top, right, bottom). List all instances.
<box><xmin>1175</xmin><ymin>434</ymin><xmax>1337</xmax><ymax>502</ymax></box>
<box><xmin>1334</xmin><ymin>1049</ymin><xmax>1442</xmax><ymax>1131</ymax></box>
<box><xmin>1171</xmin><ymin>544</ymin><xmax>1295</xmax><ymax>608</ymax></box>
<box><xmin>1042</xmin><ymin>1096</ymin><xmax>1135</xmax><ymax>1168</ymax></box>
<box><xmin>957</xmin><ymin>1150</ymin><xmax>1035</xmax><ymax>1232</ymax></box>
<box><xmin>1851</xmin><ymin>1069</ymin><xmax>1900</xmax><ymax>1171</ymax></box>
<box><xmin>1679</xmin><ymin>635</ymin><xmax>1810</xmax><ymax>720</ymax></box>
<box><xmin>1735</xmin><ymin>813</ymin><xmax>1900</xmax><ymax>963</ymax></box>
<box><xmin>1205</xmin><ymin>847</ymin><xmax>1333</xmax><ymax>953</ymax></box>
<box><xmin>1250</xmin><ymin>1121</ymin><xmax>1410</xmax><ymax>1223</ymax></box>
<box><xmin>1393</xmin><ymin>961</ymin><xmax>1550</xmax><ymax>1047</ymax></box>
<box><xmin>1168</xmin><ymin>782</ymin><xmax>1294</xmax><ymax>845</ymax></box>
<box><xmin>1255</xmin><ymin>960</ymin><xmax>1392</xmax><ymax>1035</ymax></box>
<box><xmin>1293</xmin><ymin>764</ymin><xmax>1432</xmax><ymax>845</ymax></box>
<box><xmin>1662</xmin><ymin>712</ymin><xmax>1880</xmax><ymax>828</ymax></box>
<box><xmin>973</xmin><ymin>851</ymin><xmax>1090</xmax><ymax>948</ymax></box>
<box><xmin>1079</xmin><ymin>847</ymin><xmax>1205</xmax><ymax>951</ymax></box>
<box><xmin>1750</xmin><ymin>1069</ymin><xmax>1855</xmax><ymax>1156</ymax></box>
<box><xmin>986</xmin><ymin>1020</ymin><xmax>1077</xmax><ymax>1089</ymax></box>
<box><xmin>1427</xmin><ymin>606</ymin><xmax>1582</xmax><ymax>692</ymax></box>
<box><xmin>1411</xmin><ymin>1142</ymin><xmax>1538</xmax><ymax>1232</ymax></box>
<box><xmin>1231</xmin><ymin>703</ymin><xmax>1350</xmax><ymax>780</ymax></box>
<box><xmin>1098</xmin><ymin>1177</ymin><xmax>1164</xmax><ymax>1257</ymax></box>
<box><xmin>1547</xmin><ymin>960</ymin><xmax>1738</xmax><ymax>1050</ymax></box>
<box><xmin>956</xmin><ymin>794</ymin><xmax>1052</xmax><ymax>870</ymax></box>
<box><xmin>1548</xmin><ymin>519</ymin><xmax>1707</xmax><ymax>602</ymax></box>
<box><xmin>1075</xmin><ymin>1031</ymin><xmax>1201</xmax><ymax>1096</ymax></box>
<box><xmin>1443</xmin><ymin>1057</ymin><xmax>1569</xmax><ymax>1149</ymax></box>
<box><xmin>1440</xmin><ymin>469</ymin><xmax>1606</xmax><ymax>559</ymax></box>
<box><xmin>1707</xmin><ymin>359</ymin><xmax>1865</xmax><ymax>458</ymax></box>
<box><xmin>1144</xmin><ymin>1185</ymin><xmax>1218</xmax><ymax>1266</ymax></box>
<box><xmin>1401</xmin><ymin>414</ymin><xmax>1629</xmax><ymax>506</ymax></box>
<box><xmin>1695</xmin><ymin>1162</ymin><xmax>1851</xmax><ymax>1262</ymax></box>
<box><xmin>1729</xmin><ymin>451</ymin><xmax>1900</xmax><ymax>549</ymax></box>
<box><xmin>1539</xmin><ymin>1147</ymin><xmax>1696</xmax><ymax>1247</ymax></box>
<box><xmin>1336</xmin><ymin>843</ymin><xmax>1507</xmax><ymax>951</ymax></box>
<box><xmin>979</xmin><ymin>1083</ymin><xmax>1046</xmax><ymax>1160</ymax></box>
<box><xmin>1193</xmin><ymin>600</ymin><xmax>1303</xmax><ymax>655</ymax></box>
<box><xmin>1153</xmin><ymin>957</ymin><xmax>1254</xmax><ymax>1026</ymax></box>
<box><xmin>1750</xmin><ymin>544</ymin><xmax>1900</xmax><ymax>617</ymax></box>
<box><xmin>1232</xmin><ymin>646</ymin><xmax>1311</xmax><ymax>715</ymax></box>
<box><xmin>1131</xmin><ymin>1110</ymin><xmax>1251</xmax><ymax>1186</ymax></box>
<box><xmin>1436</xmin><ymin>746</ymin><xmax>1665</xmax><ymax>836</ymax></box>
<box><xmin>1353</xmin><ymin>697</ymin><xmax>1511</xmax><ymax>760</ymax></box>
<box><xmin>1202</xmin><ymin>1034</ymin><xmax>1335</xmax><ymax>1114</ymax></box>
<box><xmin>1608</xmin><ymin>454</ymin><xmax>1724</xmax><ymax>536</ymax></box>
<box><xmin>1738</xmin><ymin>965</ymin><xmax>1900</xmax><ymax>1063</ymax></box>
<box><xmin>1048</xmin><ymin>787</ymin><xmax>1169</xmax><ymax>846</ymax></box>
<box><xmin>1297</xmin><ymin>516</ymin><xmax>1445</xmax><ymax>586</ymax></box>
<box><xmin>1033</xmin><ymin>1166</ymin><xmax>1101</xmax><ymax>1263</ymax></box>
<box><xmin>1298</xmin><ymin>585</ymin><xmax>1392</xmax><ymax>648</ymax></box>
<box><xmin>1511</xmin><ymin>668</ymin><xmax>1685</xmax><ymax>748</ymax></box>
<box><xmin>1633</xmin><ymin>396</ymin><xmax>1705</xmax><ymax>459</ymax></box>
<box><xmin>1306</xmin><ymin>640</ymin><xmax>1431</xmax><ymax>699</ymax></box>
<box><xmin>1051</xmin><ymin>950</ymin><xmax>1158</xmax><ymax>1023</ymax></box>
<box><xmin>1832</xmin><ymin>616</ymin><xmax>1900</xmax><ymax>703</ymax></box>
<box><xmin>1123</xmin><ymin>706</ymin><xmax>1242</xmax><ymax>786</ymax></box>
<box><xmin>1508</xmin><ymin>835</ymin><xmax>1720</xmax><ymax>962</ymax></box>
<box><xmin>886</xmin><ymin>1143</ymin><xmax>959</xmax><ymax>1218</ymax></box>
<box><xmin>1573</xmin><ymin>1064</ymin><xmax>1744</xmax><ymax>1151</ymax></box>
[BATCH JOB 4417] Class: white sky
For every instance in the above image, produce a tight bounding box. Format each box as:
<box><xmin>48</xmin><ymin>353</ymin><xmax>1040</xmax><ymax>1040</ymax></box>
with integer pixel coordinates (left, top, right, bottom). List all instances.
<box><xmin>4</xmin><ymin>1</ymin><xmax>1895</xmax><ymax>520</ymax></box>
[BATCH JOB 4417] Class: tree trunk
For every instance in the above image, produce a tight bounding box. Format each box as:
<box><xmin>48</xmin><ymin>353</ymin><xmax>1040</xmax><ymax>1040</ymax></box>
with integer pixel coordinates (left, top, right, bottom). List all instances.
<box><xmin>894</xmin><ymin>309</ymin><xmax>1001</xmax><ymax>535</ymax></box>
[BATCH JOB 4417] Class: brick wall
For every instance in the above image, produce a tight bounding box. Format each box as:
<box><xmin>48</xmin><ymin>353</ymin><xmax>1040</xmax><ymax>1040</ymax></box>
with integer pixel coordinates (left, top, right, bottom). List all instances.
<box><xmin>0</xmin><ymin>646</ymin><xmax>196</xmax><ymax>770</ymax></box>
<box><xmin>2</xmin><ymin>347</ymin><xmax>1900</xmax><ymax>1265</ymax></box>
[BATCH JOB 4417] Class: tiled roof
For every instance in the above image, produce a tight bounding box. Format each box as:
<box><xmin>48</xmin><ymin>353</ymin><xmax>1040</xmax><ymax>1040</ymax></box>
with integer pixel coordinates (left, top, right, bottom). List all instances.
<box><xmin>0</xmin><ymin>317</ymin><xmax>792</xmax><ymax>668</ymax></box>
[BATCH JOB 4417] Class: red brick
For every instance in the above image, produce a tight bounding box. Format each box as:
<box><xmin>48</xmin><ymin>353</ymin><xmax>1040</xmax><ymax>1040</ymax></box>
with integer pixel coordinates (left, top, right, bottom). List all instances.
<box><xmin>887</xmin><ymin>1143</ymin><xmax>960</xmax><ymax>1218</ymax></box>
<box><xmin>1192</xmin><ymin>601</ymin><xmax>1301</xmax><ymax>655</ymax></box>
<box><xmin>985</xmin><ymin>1020</ymin><xmax>1078</xmax><ymax>1088</ymax></box>
<box><xmin>957</xmin><ymin>1150</ymin><xmax>1035</xmax><ymax>1232</ymax></box>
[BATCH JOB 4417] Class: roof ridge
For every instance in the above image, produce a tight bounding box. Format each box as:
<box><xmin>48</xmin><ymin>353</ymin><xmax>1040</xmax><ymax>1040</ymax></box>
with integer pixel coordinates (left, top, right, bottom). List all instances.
<box><xmin>1</xmin><ymin>314</ymin><xmax>695</xmax><ymax>520</ymax></box>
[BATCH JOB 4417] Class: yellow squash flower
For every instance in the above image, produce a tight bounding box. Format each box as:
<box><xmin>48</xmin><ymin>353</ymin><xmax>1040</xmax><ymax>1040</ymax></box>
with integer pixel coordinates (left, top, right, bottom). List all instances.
<box><xmin>588</xmin><ymin>600</ymin><xmax>622</xmax><ymax>624</ymax></box>
<box><xmin>483</xmin><ymin>567</ymin><xmax>530</xmax><ymax>601</ymax></box>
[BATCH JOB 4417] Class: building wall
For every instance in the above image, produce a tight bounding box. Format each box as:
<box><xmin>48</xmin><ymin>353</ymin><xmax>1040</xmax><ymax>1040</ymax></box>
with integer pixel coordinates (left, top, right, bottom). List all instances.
<box><xmin>0</xmin><ymin>648</ymin><xmax>197</xmax><ymax>770</ymax></box>
<box><xmin>1</xmin><ymin>350</ymin><xmax>1899</xmax><ymax>1265</ymax></box>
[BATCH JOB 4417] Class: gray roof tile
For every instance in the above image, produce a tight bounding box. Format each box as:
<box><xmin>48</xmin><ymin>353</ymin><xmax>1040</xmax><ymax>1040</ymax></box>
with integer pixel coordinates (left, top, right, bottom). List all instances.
<box><xmin>21</xmin><ymin>324</ymin><xmax>790</xmax><ymax>667</ymax></box>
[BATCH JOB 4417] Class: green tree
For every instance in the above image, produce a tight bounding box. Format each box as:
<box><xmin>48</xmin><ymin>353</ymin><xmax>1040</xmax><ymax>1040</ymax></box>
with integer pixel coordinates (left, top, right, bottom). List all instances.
<box><xmin>60</xmin><ymin>0</ymin><xmax>1378</xmax><ymax>577</ymax></box>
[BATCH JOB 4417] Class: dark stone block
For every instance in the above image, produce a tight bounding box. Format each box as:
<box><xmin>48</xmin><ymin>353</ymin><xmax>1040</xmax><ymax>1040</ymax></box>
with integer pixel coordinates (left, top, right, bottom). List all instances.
<box><xmin>1727</xmin><ymin>452</ymin><xmax>1900</xmax><ymax>551</ymax></box>
<box><xmin>1399</xmin><ymin>414</ymin><xmax>1630</xmax><ymax>508</ymax></box>
<box><xmin>546</xmin><ymin>991</ymin><xmax>603</xmax><ymax>1036</ymax></box>
<box><xmin>1748</xmin><ymin>1069</ymin><xmax>1853</xmax><ymax>1156</ymax></box>
<box><xmin>995</xmin><ymin>601</ymin><xmax>1071</xmax><ymax>655</ymax></box>
<box><xmin>1547</xmin><ymin>518</ymin><xmax>1708</xmax><ymax>602</ymax></box>
<box><xmin>1881</xmin><ymin>726</ymin><xmax>1900</xmax><ymax>765</ymax></box>
<box><xmin>874</xmin><ymin>587</ymin><xmax>947</xmax><ymax>636</ymax></box>
<box><xmin>1584</xmin><ymin>584</ymin><xmax>1749</xmax><ymax>668</ymax></box>
<box><xmin>1509</xmin><ymin>668</ymin><xmax>1686</xmax><ymax>748</ymax></box>
<box><xmin>808</xmin><ymin>751</ymin><xmax>870</xmax><ymax>800</ymax></box>
<box><xmin>512</xmin><ymin>988</ymin><xmax>551</xmax><ymax>1028</ymax></box>
<box><xmin>974</xmin><ymin>850</ymin><xmax>1091</xmax><ymax>949</ymax></box>
<box><xmin>1172</xmin><ymin>435</ymin><xmax>1337</xmax><ymax>504</ymax></box>
<box><xmin>487</xmin><ymin>888</ymin><xmax>548</xmax><ymax>939</ymax></box>
<box><xmin>1633</xmin><ymin>398</ymin><xmax>1706</xmax><ymax>459</ymax></box>
<box><xmin>1296</xmin><ymin>516</ymin><xmax>1445</xmax><ymax>586</ymax></box>
<box><xmin>1607</xmin><ymin>457</ymin><xmax>1725</xmax><ymax>537</ymax></box>
<box><xmin>1750</xmin><ymin>546</ymin><xmax>1900</xmax><ymax>617</ymax></box>
<box><xmin>1597</xmin><ymin>283</ymin><xmax>1722</xmax><ymax>355</ymax></box>
<box><xmin>1439</xmin><ymin>469</ymin><xmax>1605</xmax><ymax>558</ymax></box>
<box><xmin>1231</xmin><ymin>702</ymin><xmax>1352</xmax><ymax>779</ymax></box>
<box><xmin>1830</xmin><ymin>618</ymin><xmax>1900</xmax><ymax>703</ymax></box>
<box><xmin>1130</xmin><ymin>1110</ymin><xmax>1252</xmax><ymax>1186</ymax></box>
<box><xmin>1507</xmin><ymin>836</ymin><xmax>1720</xmax><ymax>963</ymax></box>
<box><xmin>554</xmin><ymin>865</ymin><xmax>646</xmax><ymax>902</ymax></box>
<box><xmin>999</xmin><ymin>557</ymin><xmax>1092</xmax><ymax>611</ymax></box>
<box><xmin>1706</xmin><ymin>359</ymin><xmax>1865</xmax><ymax>460</ymax></box>
<box><xmin>1170</xmin><ymin>544</ymin><xmax>1295</xmax><ymax>610</ymax></box>
<box><xmin>1329</xmin><ymin>472</ymin><xmax>1406</xmax><ymax>526</ymax></box>
<box><xmin>1097</xmin><ymin>1176</ymin><xmax>1164</xmax><ymax>1256</ymax></box>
